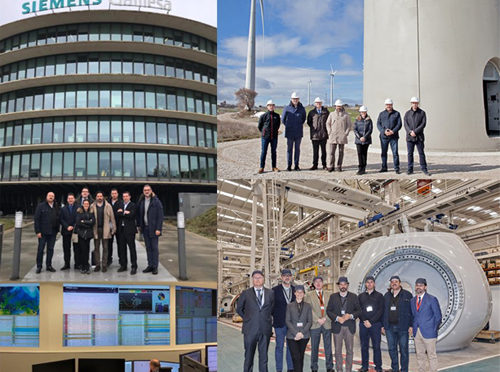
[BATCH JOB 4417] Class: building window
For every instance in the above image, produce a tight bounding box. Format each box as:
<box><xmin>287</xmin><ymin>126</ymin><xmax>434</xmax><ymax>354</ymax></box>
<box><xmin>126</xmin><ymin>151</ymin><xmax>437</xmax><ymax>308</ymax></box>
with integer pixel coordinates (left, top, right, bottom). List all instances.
<box><xmin>484</xmin><ymin>60</ymin><xmax>500</xmax><ymax>137</ymax></box>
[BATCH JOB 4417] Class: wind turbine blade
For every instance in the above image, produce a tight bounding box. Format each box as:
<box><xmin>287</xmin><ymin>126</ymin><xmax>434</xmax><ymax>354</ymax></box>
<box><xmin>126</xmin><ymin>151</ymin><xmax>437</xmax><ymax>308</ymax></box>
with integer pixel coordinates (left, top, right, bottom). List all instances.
<box><xmin>259</xmin><ymin>0</ymin><xmax>265</xmax><ymax>62</ymax></box>
<box><xmin>330</xmin><ymin>64</ymin><xmax>334</xmax><ymax>73</ymax></box>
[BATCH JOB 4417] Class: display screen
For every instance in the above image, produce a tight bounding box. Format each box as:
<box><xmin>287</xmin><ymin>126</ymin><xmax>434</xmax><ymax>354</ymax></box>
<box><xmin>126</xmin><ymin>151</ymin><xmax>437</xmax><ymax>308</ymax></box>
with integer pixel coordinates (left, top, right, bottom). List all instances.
<box><xmin>133</xmin><ymin>360</ymin><xmax>180</xmax><ymax>372</ymax></box>
<box><xmin>206</xmin><ymin>345</ymin><xmax>217</xmax><ymax>372</ymax></box>
<box><xmin>63</xmin><ymin>284</ymin><xmax>170</xmax><ymax>346</ymax></box>
<box><xmin>0</xmin><ymin>284</ymin><xmax>40</xmax><ymax>347</ymax></box>
<box><xmin>176</xmin><ymin>287</ymin><xmax>216</xmax><ymax>344</ymax></box>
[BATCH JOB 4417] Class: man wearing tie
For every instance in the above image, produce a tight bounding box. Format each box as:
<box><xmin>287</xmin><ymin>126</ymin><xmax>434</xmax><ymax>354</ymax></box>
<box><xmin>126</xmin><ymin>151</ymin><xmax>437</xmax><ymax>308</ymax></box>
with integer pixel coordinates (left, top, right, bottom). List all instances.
<box><xmin>237</xmin><ymin>270</ymin><xmax>275</xmax><ymax>372</ymax></box>
<box><xmin>117</xmin><ymin>191</ymin><xmax>138</xmax><ymax>275</ymax></box>
<box><xmin>411</xmin><ymin>278</ymin><xmax>442</xmax><ymax>372</ymax></box>
<box><xmin>59</xmin><ymin>193</ymin><xmax>79</xmax><ymax>270</ymax></box>
<box><xmin>305</xmin><ymin>276</ymin><xmax>334</xmax><ymax>372</ymax></box>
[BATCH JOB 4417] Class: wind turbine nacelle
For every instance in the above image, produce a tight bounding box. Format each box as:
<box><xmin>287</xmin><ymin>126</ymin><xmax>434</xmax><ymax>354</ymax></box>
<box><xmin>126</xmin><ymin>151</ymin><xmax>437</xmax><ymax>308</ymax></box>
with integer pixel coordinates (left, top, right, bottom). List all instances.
<box><xmin>345</xmin><ymin>232</ymin><xmax>491</xmax><ymax>352</ymax></box>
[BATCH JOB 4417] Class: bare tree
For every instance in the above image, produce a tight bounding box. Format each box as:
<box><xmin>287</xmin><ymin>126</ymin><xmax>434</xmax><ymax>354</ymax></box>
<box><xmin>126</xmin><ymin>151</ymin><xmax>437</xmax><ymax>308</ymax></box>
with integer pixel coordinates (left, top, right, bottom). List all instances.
<box><xmin>235</xmin><ymin>88</ymin><xmax>258</xmax><ymax>111</ymax></box>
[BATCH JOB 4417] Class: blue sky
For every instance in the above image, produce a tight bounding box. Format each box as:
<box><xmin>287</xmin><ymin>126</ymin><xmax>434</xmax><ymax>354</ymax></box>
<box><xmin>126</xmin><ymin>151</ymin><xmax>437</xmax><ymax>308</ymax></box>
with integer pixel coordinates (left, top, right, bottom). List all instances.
<box><xmin>218</xmin><ymin>0</ymin><xmax>364</xmax><ymax>106</ymax></box>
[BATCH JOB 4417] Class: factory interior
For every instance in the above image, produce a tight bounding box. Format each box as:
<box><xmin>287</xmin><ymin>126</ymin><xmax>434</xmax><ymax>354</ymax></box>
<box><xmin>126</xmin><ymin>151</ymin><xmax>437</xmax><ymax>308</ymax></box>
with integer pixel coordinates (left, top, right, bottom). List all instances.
<box><xmin>217</xmin><ymin>179</ymin><xmax>500</xmax><ymax>371</ymax></box>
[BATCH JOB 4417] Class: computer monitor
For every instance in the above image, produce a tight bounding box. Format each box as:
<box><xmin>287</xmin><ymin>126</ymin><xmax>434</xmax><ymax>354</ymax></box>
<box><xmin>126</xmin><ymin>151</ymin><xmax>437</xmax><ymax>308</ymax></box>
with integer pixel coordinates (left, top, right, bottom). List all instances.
<box><xmin>78</xmin><ymin>358</ymin><xmax>125</xmax><ymax>372</ymax></box>
<box><xmin>179</xmin><ymin>351</ymin><xmax>202</xmax><ymax>372</ymax></box>
<box><xmin>181</xmin><ymin>357</ymin><xmax>208</xmax><ymax>372</ymax></box>
<box><xmin>32</xmin><ymin>359</ymin><xmax>75</xmax><ymax>372</ymax></box>
<box><xmin>132</xmin><ymin>360</ymin><xmax>179</xmax><ymax>372</ymax></box>
<box><xmin>205</xmin><ymin>345</ymin><xmax>217</xmax><ymax>372</ymax></box>
<box><xmin>160</xmin><ymin>362</ymin><xmax>180</xmax><ymax>372</ymax></box>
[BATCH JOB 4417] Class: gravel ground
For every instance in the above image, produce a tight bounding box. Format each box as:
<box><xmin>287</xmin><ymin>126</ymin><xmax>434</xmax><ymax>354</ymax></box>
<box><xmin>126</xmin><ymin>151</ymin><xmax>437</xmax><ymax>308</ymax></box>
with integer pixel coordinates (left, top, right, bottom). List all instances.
<box><xmin>217</xmin><ymin>126</ymin><xmax>500</xmax><ymax>179</ymax></box>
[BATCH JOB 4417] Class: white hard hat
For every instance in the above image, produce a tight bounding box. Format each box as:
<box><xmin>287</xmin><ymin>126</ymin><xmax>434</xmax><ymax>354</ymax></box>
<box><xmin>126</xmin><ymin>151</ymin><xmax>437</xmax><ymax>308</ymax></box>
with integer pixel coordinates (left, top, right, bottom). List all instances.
<box><xmin>359</xmin><ymin>105</ymin><xmax>368</xmax><ymax>112</ymax></box>
<box><xmin>291</xmin><ymin>92</ymin><xmax>300</xmax><ymax>99</ymax></box>
<box><xmin>314</xmin><ymin>97</ymin><xmax>323</xmax><ymax>103</ymax></box>
<box><xmin>410</xmin><ymin>96</ymin><xmax>419</xmax><ymax>103</ymax></box>
<box><xmin>334</xmin><ymin>99</ymin><xmax>344</xmax><ymax>106</ymax></box>
<box><xmin>266</xmin><ymin>100</ymin><xmax>275</xmax><ymax>106</ymax></box>
<box><xmin>384</xmin><ymin>98</ymin><xmax>393</xmax><ymax>105</ymax></box>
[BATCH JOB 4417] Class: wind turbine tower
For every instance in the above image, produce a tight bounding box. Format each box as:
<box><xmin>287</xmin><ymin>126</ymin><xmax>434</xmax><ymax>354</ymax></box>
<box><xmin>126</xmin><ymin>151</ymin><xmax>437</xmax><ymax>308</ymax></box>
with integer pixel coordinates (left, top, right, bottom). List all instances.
<box><xmin>329</xmin><ymin>65</ymin><xmax>337</xmax><ymax>107</ymax></box>
<box><xmin>245</xmin><ymin>0</ymin><xmax>264</xmax><ymax>91</ymax></box>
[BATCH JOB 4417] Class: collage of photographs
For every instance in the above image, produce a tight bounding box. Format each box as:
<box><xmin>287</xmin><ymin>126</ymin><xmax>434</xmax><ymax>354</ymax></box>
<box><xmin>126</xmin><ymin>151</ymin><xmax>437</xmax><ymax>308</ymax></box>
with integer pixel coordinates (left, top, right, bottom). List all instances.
<box><xmin>0</xmin><ymin>0</ymin><xmax>499</xmax><ymax>372</ymax></box>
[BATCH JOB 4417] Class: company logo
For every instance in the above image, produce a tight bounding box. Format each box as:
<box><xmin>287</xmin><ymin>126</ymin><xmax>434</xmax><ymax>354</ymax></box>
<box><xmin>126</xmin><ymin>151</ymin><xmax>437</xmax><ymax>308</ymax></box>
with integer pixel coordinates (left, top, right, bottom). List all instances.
<box><xmin>110</xmin><ymin>0</ymin><xmax>171</xmax><ymax>13</ymax></box>
<box><xmin>22</xmin><ymin>0</ymin><xmax>103</xmax><ymax>14</ymax></box>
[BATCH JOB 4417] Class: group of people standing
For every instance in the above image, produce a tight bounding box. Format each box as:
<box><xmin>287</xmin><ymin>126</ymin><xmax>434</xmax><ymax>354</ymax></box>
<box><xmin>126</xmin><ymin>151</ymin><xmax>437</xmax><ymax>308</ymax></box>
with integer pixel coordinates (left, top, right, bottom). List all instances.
<box><xmin>237</xmin><ymin>270</ymin><xmax>442</xmax><ymax>372</ymax></box>
<box><xmin>258</xmin><ymin>93</ymin><xmax>430</xmax><ymax>176</ymax></box>
<box><xmin>34</xmin><ymin>184</ymin><xmax>164</xmax><ymax>275</ymax></box>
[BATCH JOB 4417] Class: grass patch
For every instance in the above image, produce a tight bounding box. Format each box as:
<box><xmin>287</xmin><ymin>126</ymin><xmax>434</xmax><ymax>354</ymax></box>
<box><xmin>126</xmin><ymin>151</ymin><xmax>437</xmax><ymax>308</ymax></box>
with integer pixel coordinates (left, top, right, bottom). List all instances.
<box><xmin>0</xmin><ymin>218</ymin><xmax>15</xmax><ymax>231</ymax></box>
<box><xmin>218</xmin><ymin>119</ymin><xmax>261</xmax><ymax>142</ymax></box>
<box><xmin>185</xmin><ymin>206</ymin><xmax>217</xmax><ymax>240</ymax></box>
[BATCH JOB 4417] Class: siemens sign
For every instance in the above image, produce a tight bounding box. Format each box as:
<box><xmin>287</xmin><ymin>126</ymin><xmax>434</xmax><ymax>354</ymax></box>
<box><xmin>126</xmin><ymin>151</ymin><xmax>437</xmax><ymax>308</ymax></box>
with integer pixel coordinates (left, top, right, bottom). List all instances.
<box><xmin>22</xmin><ymin>0</ymin><xmax>102</xmax><ymax>14</ymax></box>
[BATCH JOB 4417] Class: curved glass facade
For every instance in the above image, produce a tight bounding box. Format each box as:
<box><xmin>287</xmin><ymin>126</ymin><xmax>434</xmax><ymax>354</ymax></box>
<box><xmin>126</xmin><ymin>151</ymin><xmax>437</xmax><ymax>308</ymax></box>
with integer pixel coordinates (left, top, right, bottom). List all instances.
<box><xmin>0</xmin><ymin>116</ymin><xmax>216</xmax><ymax>148</ymax></box>
<box><xmin>0</xmin><ymin>83</ymin><xmax>216</xmax><ymax>115</ymax></box>
<box><xmin>0</xmin><ymin>52</ymin><xmax>216</xmax><ymax>85</ymax></box>
<box><xmin>0</xmin><ymin>149</ymin><xmax>216</xmax><ymax>182</ymax></box>
<box><xmin>0</xmin><ymin>22</ymin><xmax>216</xmax><ymax>55</ymax></box>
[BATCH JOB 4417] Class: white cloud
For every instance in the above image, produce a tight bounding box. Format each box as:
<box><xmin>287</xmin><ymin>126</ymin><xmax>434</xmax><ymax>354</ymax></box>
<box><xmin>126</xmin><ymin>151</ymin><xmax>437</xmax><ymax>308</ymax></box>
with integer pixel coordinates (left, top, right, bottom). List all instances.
<box><xmin>222</xmin><ymin>34</ymin><xmax>305</xmax><ymax>60</ymax></box>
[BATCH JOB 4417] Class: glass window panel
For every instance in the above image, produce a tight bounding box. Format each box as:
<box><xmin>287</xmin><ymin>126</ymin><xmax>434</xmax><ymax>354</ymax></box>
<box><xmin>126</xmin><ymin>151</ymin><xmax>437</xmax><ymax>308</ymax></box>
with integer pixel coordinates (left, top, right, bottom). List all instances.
<box><xmin>27</xmin><ymin>59</ymin><xmax>35</xmax><ymax>78</ymax></box>
<box><xmin>15</xmin><ymin>92</ymin><xmax>24</xmax><ymax>112</ymax></box>
<box><xmin>208</xmin><ymin>156</ymin><xmax>215</xmax><ymax>180</ymax></box>
<box><xmin>145</xmin><ymin>88</ymin><xmax>155</xmax><ymax>109</ymax></box>
<box><xmin>158</xmin><ymin>122</ymin><xmax>167</xmax><ymax>144</ymax></box>
<box><xmin>67</xmin><ymin>26</ymin><xmax>77</xmax><ymax>43</ymax></box>
<box><xmin>188</xmin><ymin>123</ymin><xmax>197</xmax><ymax>146</ymax></box>
<box><xmin>179</xmin><ymin>124</ymin><xmax>188</xmax><ymax>145</ymax></box>
<box><xmin>123</xmin><ymin>151</ymin><xmax>134</xmax><ymax>177</ymax></box>
<box><xmin>35</xmin><ymin>58</ymin><xmax>44</xmax><ymax>77</ymax></box>
<box><xmin>111</xmin><ymin>119</ymin><xmax>122</xmax><ymax>142</ymax></box>
<box><xmin>46</xmin><ymin>56</ymin><xmax>56</xmax><ymax>76</ymax></box>
<box><xmin>41</xmin><ymin>152</ymin><xmax>51</xmax><ymax>178</ymax></box>
<box><xmin>30</xmin><ymin>152</ymin><xmax>40</xmax><ymax>178</ymax></box>
<box><xmin>198</xmin><ymin>126</ymin><xmax>206</xmax><ymax>147</ymax></box>
<box><xmin>77</xmin><ymin>86</ymin><xmax>87</xmax><ymax>108</ymax></box>
<box><xmin>76</xmin><ymin>119</ymin><xmax>86</xmax><ymax>142</ymax></box>
<box><xmin>146</xmin><ymin>121</ymin><xmax>156</xmax><ymax>143</ymax></box>
<box><xmin>157</xmin><ymin>90</ymin><xmax>166</xmax><ymax>110</ymax></box>
<box><xmin>168</xmin><ymin>122</ymin><xmax>177</xmax><ymax>144</ymax></box>
<box><xmin>180</xmin><ymin>154</ymin><xmax>189</xmax><ymax>179</ymax></box>
<box><xmin>78</xmin><ymin>24</ymin><xmax>89</xmax><ymax>41</ymax></box>
<box><xmin>123</xmin><ymin>119</ymin><xmax>133</xmax><ymax>142</ymax></box>
<box><xmin>200</xmin><ymin>37</ymin><xmax>207</xmax><ymax>52</ymax></box>
<box><xmin>0</xmin><ymin>156</ymin><xmax>3</xmax><ymax>180</ymax></box>
<box><xmin>158</xmin><ymin>153</ymin><xmax>168</xmax><ymax>177</ymax></box>
<box><xmin>211</xmin><ymin>96</ymin><xmax>216</xmax><ymax>115</ymax></box>
<box><xmin>53</xmin><ymin>120</ymin><xmax>64</xmax><ymax>143</ymax></box>
<box><xmin>55</xmin><ymin>56</ymin><xmax>65</xmax><ymax>75</ymax></box>
<box><xmin>28</xmin><ymin>31</ymin><xmax>37</xmax><ymax>47</ymax></box>
<box><xmin>199</xmin><ymin>155</ymin><xmax>208</xmax><ymax>179</ymax></box>
<box><xmin>111</xmin><ymin>151</ymin><xmax>122</xmax><ymax>177</ymax></box>
<box><xmin>165</xmin><ymin>58</ymin><xmax>175</xmax><ymax>77</ymax></box>
<box><xmin>111</xmin><ymin>24</ymin><xmax>121</xmax><ymax>41</ymax></box>
<box><xmin>52</xmin><ymin>151</ymin><xmax>62</xmax><ymax>177</ymax></box>
<box><xmin>87</xmin><ymin>151</ymin><xmax>98</xmax><ymax>177</ymax></box>
<box><xmin>186</xmin><ymin>91</ymin><xmax>195</xmax><ymax>112</ymax></box>
<box><xmin>169</xmin><ymin>153</ymin><xmax>179</xmax><ymax>179</ymax></box>
<box><xmin>4</xmin><ymin>124</ymin><xmax>13</xmax><ymax>146</ymax></box>
<box><xmin>183</xmin><ymin>33</ymin><xmax>191</xmax><ymax>49</ymax></box>
<box><xmin>22</xmin><ymin>122</ymin><xmax>32</xmax><ymax>145</ymax></box>
<box><xmin>123</xmin><ymin>54</ymin><xmax>133</xmax><ymax>74</ymax></box>
<box><xmin>56</xmin><ymin>26</ymin><xmax>67</xmax><ymax>43</ymax></box>
<box><xmin>195</xmin><ymin>93</ymin><xmax>203</xmax><ymax>113</ymax></box>
<box><xmin>206</xmin><ymin>126</ymin><xmax>213</xmax><ymax>147</ymax></box>
<box><xmin>11</xmin><ymin>154</ymin><xmax>19</xmax><ymax>179</ymax></box>
<box><xmin>174</xmin><ymin>31</ymin><xmax>183</xmax><ymax>47</ymax></box>
<box><xmin>100</xmin><ymin>55</ymin><xmax>111</xmax><ymax>74</ymax></box>
<box><xmin>145</xmin><ymin>55</ymin><xmax>155</xmax><ymax>75</ymax></box>
<box><xmin>164</xmin><ymin>28</ymin><xmax>174</xmax><ymax>46</ymax></box>
<box><xmin>88</xmin><ymin>118</ymin><xmax>98</xmax><ymax>142</ymax></box>
<box><xmin>133</xmin><ymin>56</ymin><xmax>144</xmax><ymax>74</ymax></box>
<box><xmin>122</xmin><ymin>24</ymin><xmax>132</xmax><ymax>41</ymax></box>
<box><xmin>44</xmin><ymin>87</ymin><xmax>54</xmax><ymax>109</ymax></box>
<box><xmin>155</xmin><ymin>56</ymin><xmax>165</xmax><ymax>76</ymax></box>
<box><xmin>111</xmin><ymin>58</ymin><xmax>121</xmax><ymax>74</ymax></box>
<box><xmin>99</xmin><ymin>85</ymin><xmax>110</xmax><ymax>107</ymax></box>
<box><xmin>185</xmin><ymin>62</ymin><xmax>193</xmax><ymax>80</ymax></box>
<box><xmin>89</xmin><ymin>54</ymin><xmax>99</xmax><ymax>73</ymax></box>
<box><xmin>54</xmin><ymin>86</ymin><xmax>65</xmax><ymax>109</ymax></box>
<box><xmin>13</xmin><ymin>124</ymin><xmax>22</xmax><ymax>146</ymax></box>
<box><xmin>99</xmin><ymin>118</ymin><xmax>110</xmax><ymax>142</ymax></box>
<box><xmin>89</xmin><ymin>24</ymin><xmax>99</xmax><ymax>41</ymax></box>
<box><xmin>7</xmin><ymin>93</ymin><xmax>15</xmax><ymax>113</ymax></box>
<box><xmin>66</xmin><ymin>56</ymin><xmax>76</xmax><ymax>74</ymax></box>
<box><xmin>42</xmin><ymin>121</ymin><xmax>52</xmax><ymax>143</ymax></box>
<box><xmin>134</xmin><ymin>88</ymin><xmax>144</xmax><ymax>108</ymax></box>
<box><xmin>65</xmin><ymin>86</ymin><xmax>76</xmax><ymax>108</ymax></box>
<box><xmin>192</xmin><ymin>35</ymin><xmax>199</xmax><ymax>50</ymax></box>
<box><xmin>77</xmin><ymin>55</ymin><xmax>88</xmax><ymax>74</ymax></box>
<box><xmin>32</xmin><ymin>122</ymin><xmax>42</xmax><ymax>144</ymax></box>
<box><xmin>88</xmin><ymin>87</ymin><xmax>98</xmax><ymax>107</ymax></box>
<box><xmin>99</xmin><ymin>151</ymin><xmax>110</xmax><ymax>177</ymax></box>
<box><xmin>167</xmin><ymin>89</ymin><xmax>176</xmax><ymax>110</ymax></box>
<box><xmin>0</xmin><ymin>96</ymin><xmax>6</xmax><ymax>114</ymax></box>
<box><xmin>75</xmin><ymin>151</ymin><xmax>85</xmax><ymax>177</ymax></box>
<box><xmin>175</xmin><ymin>60</ymin><xmax>184</xmax><ymax>79</ymax></box>
<box><xmin>178</xmin><ymin>89</ymin><xmax>186</xmax><ymax>111</ymax></box>
<box><xmin>135</xmin><ymin>120</ymin><xmax>145</xmax><ymax>142</ymax></box>
<box><xmin>123</xmin><ymin>86</ymin><xmax>133</xmax><ymax>108</ymax></box>
<box><xmin>153</xmin><ymin>27</ymin><xmax>163</xmax><ymax>44</ymax></box>
<box><xmin>3</xmin><ymin>154</ymin><xmax>11</xmax><ymax>180</ymax></box>
<box><xmin>65</xmin><ymin>119</ymin><xmax>75</xmax><ymax>142</ymax></box>
<box><xmin>147</xmin><ymin>152</ymin><xmax>158</xmax><ymax>178</ymax></box>
<box><xmin>144</xmin><ymin>26</ymin><xmax>153</xmax><ymax>43</ymax></box>
<box><xmin>190</xmin><ymin>154</ymin><xmax>199</xmax><ymax>180</ymax></box>
<box><xmin>132</xmin><ymin>26</ymin><xmax>143</xmax><ymax>42</ymax></box>
<box><xmin>100</xmin><ymin>24</ymin><xmax>110</xmax><ymax>41</ymax></box>
<box><xmin>135</xmin><ymin>152</ymin><xmax>146</xmax><ymax>178</ymax></box>
<box><xmin>20</xmin><ymin>153</ymin><xmax>29</xmax><ymax>179</ymax></box>
<box><xmin>63</xmin><ymin>151</ymin><xmax>74</xmax><ymax>177</ymax></box>
<box><xmin>0</xmin><ymin>124</ymin><xmax>4</xmax><ymax>146</ymax></box>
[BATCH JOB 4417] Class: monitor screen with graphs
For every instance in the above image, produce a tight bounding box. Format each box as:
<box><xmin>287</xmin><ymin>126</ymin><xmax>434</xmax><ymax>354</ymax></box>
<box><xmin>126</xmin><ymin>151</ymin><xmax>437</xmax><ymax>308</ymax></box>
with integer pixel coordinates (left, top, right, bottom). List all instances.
<box><xmin>176</xmin><ymin>287</ymin><xmax>216</xmax><ymax>344</ymax></box>
<box><xmin>0</xmin><ymin>283</ymin><xmax>40</xmax><ymax>347</ymax></box>
<box><xmin>63</xmin><ymin>284</ymin><xmax>170</xmax><ymax>346</ymax></box>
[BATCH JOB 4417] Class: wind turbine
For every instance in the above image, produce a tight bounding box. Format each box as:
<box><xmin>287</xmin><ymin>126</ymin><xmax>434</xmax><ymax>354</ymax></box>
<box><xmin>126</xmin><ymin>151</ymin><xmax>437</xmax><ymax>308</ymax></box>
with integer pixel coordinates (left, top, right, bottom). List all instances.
<box><xmin>245</xmin><ymin>0</ymin><xmax>265</xmax><ymax>92</ymax></box>
<box><xmin>308</xmin><ymin>79</ymin><xmax>312</xmax><ymax>106</ymax></box>
<box><xmin>329</xmin><ymin>64</ymin><xmax>337</xmax><ymax>107</ymax></box>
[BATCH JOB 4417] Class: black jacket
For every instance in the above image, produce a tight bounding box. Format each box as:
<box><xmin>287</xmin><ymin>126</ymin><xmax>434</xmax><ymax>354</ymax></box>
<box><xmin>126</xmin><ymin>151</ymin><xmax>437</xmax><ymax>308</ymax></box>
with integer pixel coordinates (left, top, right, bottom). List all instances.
<box><xmin>137</xmin><ymin>195</ymin><xmax>164</xmax><ymax>237</ymax></box>
<box><xmin>75</xmin><ymin>208</ymin><xmax>95</xmax><ymax>240</ymax></box>
<box><xmin>404</xmin><ymin>107</ymin><xmax>426</xmax><ymax>142</ymax></box>
<box><xmin>76</xmin><ymin>194</ymin><xmax>94</xmax><ymax>207</ymax></box>
<box><xmin>272</xmin><ymin>284</ymin><xmax>296</xmax><ymax>328</ymax></box>
<box><xmin>258</xmin><ymin>110</ymin><xmax>281</xmax><ymax>140</ymax></box>
<box><xmin>34</xmin><ymin>201</ymin><xmax>60</xmax><ymax>235</ymax></box>
<box><xmin>383</xmin><ymin>288</ymin><xmax>414</xmax><ymax>331</ymax></box>
<box><xmin>108</xmin><ymin>198</ymin><xmax>122</xmax><ymax>227</ymax></box>
<box><xmin>354</xmin><ymin>116</ymin><xmax>373</xmax><ymax>145</ymax></box>
<box><xmin>307</xmin><ymin>107</ymin><xmax>330</xmax><ymax>141</ymax></box>
<box><xmin>118</xmin><ymin>201</ymin><xmax>137</xmax><ymax>235</ymax></box>
<box><xmin>377</xmin><ymin>110</ymin><xmax>402</xmax><ymax>139</ymax></box>
<box><xmin>237</xmin><ymin>287</ymin><xmax>275</xmax><ymax>337</ymax></box>
<box><xmin>326</xmin><ymin>291</ymin><xmax>361</xmax><ymax>334</ymax></box>
<box><xmin>358</xmin><ymin>289</ymin><xmax>384</xmax><ymax>324</ymax></box>
<box><xmin>60</xmin><ymin>203</ymin><xmax>78</xmax><ymax>236</ymax></box>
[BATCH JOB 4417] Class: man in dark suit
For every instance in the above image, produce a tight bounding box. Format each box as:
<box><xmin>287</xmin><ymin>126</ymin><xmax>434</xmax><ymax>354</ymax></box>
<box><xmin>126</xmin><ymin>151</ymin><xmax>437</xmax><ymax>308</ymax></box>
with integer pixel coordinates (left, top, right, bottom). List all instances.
<box><xmin>272</xmin><ymin>269</ymin><xmax>295</xmax><ymax>372</ymax></box>
<box><xmin>117</xmin><ymin>191</ymin><xmax>138</xmax><ymax>275</ymax></box>
<box><xmin>76</xmin><ymin>186</ymin><xmax>94</xmax><ymax>206</ymax></box>
<box><xmin>326</xmin><ymin>276</ymin><xmax>361</xmax><ymax>372</ymax></box>
<box><xmin>236</xmin><ymin>270</ymin><xmax>275</xmax><ymax>372</ymax></box>
<box><xmin>34</xmin><ymin>191</ymin><xmax>60</xmax><ymax>274</ymax></box>
<box><xmin>382</xmin><ymin>275</ymin><xmax>414</xmax><ymax>372</ymax></box>
<box><xmin>108</xmin><ymin>188</ymin><xmax>122</xmax><ymax>266</ymax></box>
<box><xmin>411</xmin><ymin>278</ymin><xmax>442</xmax><ymax>372</ymax></box>
<box><xmin>59</xmin><ymin>193</ymin><xmax>79</xmax><ymax>270</ymax></box>
<box><xmin>137</xmin><ymin>184</ymin><xmax>164</xmax><ymax>275</ymax></box>
<box><xmin>404</xmin><ymin>97</ymin><xmax>430</xmax><ymax>176</ymax></box>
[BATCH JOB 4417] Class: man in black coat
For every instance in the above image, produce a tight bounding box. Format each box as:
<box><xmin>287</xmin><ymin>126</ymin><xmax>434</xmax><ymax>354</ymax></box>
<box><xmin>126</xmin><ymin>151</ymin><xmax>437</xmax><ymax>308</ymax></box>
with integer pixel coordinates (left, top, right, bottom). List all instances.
<box><xmin>404</xmin><ymin>97</ymin><xmax>430</xmax><ymax>176</ymax></box>
<box><xmin>137</xmin><ymin>184</ymin><xmax>164</xmax><ymax>275</ymax></box>
<box><xmin>358</xmin><ymin>276</ymin><xmax>385</xmax><ymax>372</ymax></box>
<box><xmin>59</xmin><ymin>193</ymin><xmax>79</xmax><ymax>270</ymax></box>
<box><xmin>237</xmin><ymin>270</ymin><xmax>275</xmax><ymax>372</ymax></box>
<box><xmin>76</xmin><ymin>186</ymin><xmax>94</xmax><ymax>206</ymax></box>
<box><xmin>117</xmin><ymin>191</ymin><xmax>138</xmax><ymax>275</ymax></box>
<box><xmin>326</xmin><ymin>276</ymin><xmax>361</xmax><ymax>372</ymax></box>
<box><xmin>307</xmin><ymin>97</ymin><xmax>330</xmax><ymax>170</ymax></box>
<box><xmin>258</xmin><ymin>100</ymin><xmax>281</xmax><ymax>174</ymax></box>
<box><xmin>108</xmin><ymin>188</ymin><xmax>122</xmax><ymax>266</ymax></box>
<box><xmin>34</xmin><ymin>191</ymin><xmax>60</xmax><ymax>273</ymax></box>
<box><xmin>272</xmin><ymin>269</ymin><xmax>295</xmax><ymax>372</ymax></box>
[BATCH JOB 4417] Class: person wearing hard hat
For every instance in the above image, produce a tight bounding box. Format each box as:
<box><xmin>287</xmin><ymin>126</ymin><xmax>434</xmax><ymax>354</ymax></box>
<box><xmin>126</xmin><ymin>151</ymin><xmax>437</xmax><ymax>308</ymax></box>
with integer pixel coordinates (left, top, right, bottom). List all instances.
<box><xmin>376</xmin><ymin>98</ymin><xmax>402</xmax><ymax>174</ymax></box>
<box><xmin>404</xmin><ymin>97</ymin><xmax>430</xmax><ymax>176</ymax></box>
<box><xmin>282</xmin><ymin>92</ymin><xmax>306</xmax><ymax>171</ymax></box>
<box><xmin>325</xmin><ymin>99</ymin><xmax>352</xmax><ymax>172</ymax></box>
<box><xmin>306</xmin><ymin>97</ymin><xmax>330</xmax><ymax>170</ymax></box>
<box><xmin>353</xmin><ymin>105</ymin><xmax>373</xmax><ymax>175</ymax></box>
<box><xmin>258</xmin><ymin>99</ymin><xmax>281</xmax><ymax>174</ymax></box>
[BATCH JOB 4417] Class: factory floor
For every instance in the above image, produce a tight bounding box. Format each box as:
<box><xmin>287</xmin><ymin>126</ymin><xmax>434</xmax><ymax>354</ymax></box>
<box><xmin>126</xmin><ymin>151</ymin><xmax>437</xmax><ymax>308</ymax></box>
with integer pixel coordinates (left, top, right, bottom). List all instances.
<box><xmin>218</xmin><ymin>319</ymin><xmax>500</xmax><ymax>372</ymax></box>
